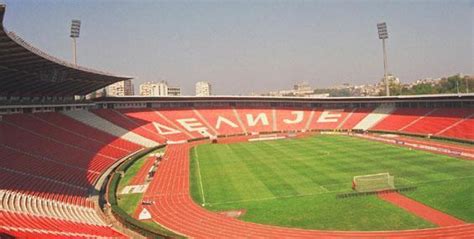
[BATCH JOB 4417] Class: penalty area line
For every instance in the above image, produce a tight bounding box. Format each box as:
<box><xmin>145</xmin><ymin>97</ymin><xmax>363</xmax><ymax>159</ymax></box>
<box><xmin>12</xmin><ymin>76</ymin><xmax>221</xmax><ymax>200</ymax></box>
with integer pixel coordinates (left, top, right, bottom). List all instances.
<box><xmin>194</xmin><ymin>148</ymin><xmax>206</xmax><ymax>206</ymax></box>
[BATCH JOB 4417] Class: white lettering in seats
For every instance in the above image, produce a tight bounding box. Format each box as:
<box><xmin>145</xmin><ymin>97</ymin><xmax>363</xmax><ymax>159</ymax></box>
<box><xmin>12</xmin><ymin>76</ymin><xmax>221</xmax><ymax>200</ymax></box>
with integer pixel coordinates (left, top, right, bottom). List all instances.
<box><xmin>152</xmin><ymin>122</ymin><xmax>181</xmax><ymax>135</ymax></box>
<box><xmin>176</xmin><ymin>118</ymin><xmax>208</xmax><ymax>133</ymax></box>
<box><xmin>215</xmin><ymin>116</ymin><xmax>238</xmax><ymax>129</ymax></box>
<box><xmin>317</xmin><ymin>109</ymin><xmax>343</xmax><ymax>123</ymax></box>
<box><xmin>246</xmin><ymin>113</ymin><xmax>269</xmax><ymax>127</ymax></box>
<box><xmin>283</xmin><ymin>111</ymin><xmax>304</xmax><ymax>124</ymax></box>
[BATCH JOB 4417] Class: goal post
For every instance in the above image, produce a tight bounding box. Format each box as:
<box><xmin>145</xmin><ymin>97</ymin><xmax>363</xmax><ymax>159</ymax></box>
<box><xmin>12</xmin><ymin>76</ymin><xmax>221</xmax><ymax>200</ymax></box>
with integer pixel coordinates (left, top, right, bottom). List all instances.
<box><xmin>353</xmin><ymin>173</ymin><xmax>394</xmax><ymax>192</ymax></box>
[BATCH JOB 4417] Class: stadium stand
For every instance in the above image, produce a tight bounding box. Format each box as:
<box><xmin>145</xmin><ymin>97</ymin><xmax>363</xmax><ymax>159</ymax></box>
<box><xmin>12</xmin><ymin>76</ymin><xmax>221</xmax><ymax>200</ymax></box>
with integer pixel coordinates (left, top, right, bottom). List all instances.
<box><xmin>56</xmin><ymin>106</ymin><xmax>473</xmax><ymax>143</ymax></box>
<box><xmin>353</xmin><ymin>105</ymin><xmax>395</xmax><ymax>130</ymax></box>
<box><xmin>402</xmin><ymin>108</ymin><xmax>473</xmax><ymax>135</ymax></box>
<box><xmin>1</xmin><ymin>210</ymin><xmax>125</xmax><ymax>238</ymax></box>
<box><xmin>235</xmin><ymin>107</ymin><xmax>275</xmax><ymax>133</ymax></box>
<box><xmin>0</xmin><ymin>4</ymin><xmax>136</xmax><ymax>236</ymax></box>
<box><xmin>370</xmin><ymin>108</ymin><xmax>474</xmax><ymax>140</ymax></box>
<box><xmin>1</xmin><ymin>3</ymin><xmax>473</xmax><ymax>237</ymax></box>
<box><xmin>338</xmin><ymin>108</ymin><xmax>375</xmax><ymax>129</ymax></box>
<box><xmin>274</xmin><ymin>108</ymin><xmax>313</xmax><ymax>132</ymax></box>
<box><xmin>195</xmin><ymin>107</ymin><xmax>246</xmax><ymax>135</ymax></box>
<box><xmin>307</xmin><ymin>108</ymin><xmax>353</xmax><ymax>130</ymax></box>
<box><xmin>63</xmin><ymin>110</ymin><xmax>158</xmax><ymax>147</ymax></box>
<box><xmin>2</xmin><ymin>107</ymin><xmax>474</xmax><ymax>238</ymax></box>
<box><xmin>120</xmin><ymin>109</ymin><xmax>193</xmax><ymax>142</ymax></box>
<box><xmin>33</xmin><ymin>112</ymin><xmax>141</xmax><ymax>152</ymax></box>
<box><xmin>92</xmin><ymin>109</ymin><xmax>166</xmax><ymax>144</ymax></box>
<box><xmin>157</xmin><ymin>108</ymin><xmax>214</xmax><ymax>138</ymax></box>
<box><xmin>439</xmin><ymin>115</ymin><xmax>474</xmax><ymax>140</ymax></box>
<box><xmin>0</xmin><ymin>7</ymin><xmax>131</xmax><ymax>97</ymax></box>
<box><xmin>0</xmin><ymin>112</ymin><xmax>139</xmax><ymax>237</ymax></box>
<box><xmin>370</xmin><ymin>108</ymin><xmax>433</xmax><ymax>131</ymax></box>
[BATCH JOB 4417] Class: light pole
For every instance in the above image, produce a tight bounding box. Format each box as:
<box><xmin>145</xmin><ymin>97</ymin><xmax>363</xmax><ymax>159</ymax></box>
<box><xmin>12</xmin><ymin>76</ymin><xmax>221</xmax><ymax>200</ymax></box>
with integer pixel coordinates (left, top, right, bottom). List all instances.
<box><xmin>466</xmin><ymin>77</ymin><xmax>469</xmax><ymax>93</ymax></box>
<box><xmin>70</xmin><ymin>19</ymin><xmax>81</xmax><ymax>65</ymax></box>
<box><xmin>377</xmin><ymin>22</ymin><xmax>389</xmax><ymax>96</ymax></box>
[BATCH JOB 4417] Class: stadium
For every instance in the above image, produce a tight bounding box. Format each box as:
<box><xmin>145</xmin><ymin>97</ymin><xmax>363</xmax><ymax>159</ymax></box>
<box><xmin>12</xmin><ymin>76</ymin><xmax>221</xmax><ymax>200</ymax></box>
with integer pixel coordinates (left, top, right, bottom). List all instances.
<box><xmin>1</xmin><ymin>3</ymin><xmax>473</xmax><ymax>239</ymax></box>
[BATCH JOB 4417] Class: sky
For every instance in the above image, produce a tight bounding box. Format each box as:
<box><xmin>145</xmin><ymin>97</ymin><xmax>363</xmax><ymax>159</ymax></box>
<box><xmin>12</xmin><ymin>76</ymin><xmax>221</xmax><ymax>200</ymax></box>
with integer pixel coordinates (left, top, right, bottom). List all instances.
<box><xmin>1</xmin><ymin>0</ymin><xmax>472</xmax><ymax>95</ymax></box>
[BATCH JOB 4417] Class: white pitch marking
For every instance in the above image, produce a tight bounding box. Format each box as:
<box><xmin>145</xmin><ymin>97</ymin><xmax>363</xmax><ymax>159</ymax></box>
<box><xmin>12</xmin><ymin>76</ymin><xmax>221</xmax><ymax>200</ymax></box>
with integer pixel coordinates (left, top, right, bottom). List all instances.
<box><xmin>194</xmin><ymin>148</ymin><xmax>206</xmax><ymax>206</ymax></box>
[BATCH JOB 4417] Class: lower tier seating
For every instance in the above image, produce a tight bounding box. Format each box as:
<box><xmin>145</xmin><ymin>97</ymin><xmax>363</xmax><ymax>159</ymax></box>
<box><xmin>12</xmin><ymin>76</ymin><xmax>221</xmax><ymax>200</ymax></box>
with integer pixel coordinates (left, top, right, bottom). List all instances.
<box><xmin>0</xmin><ymin>113</ymin><xmax>137</xmax><ymax>238</ymax></box>
<box><xmin>371</xmin><ymin>108</ymin><xmax>474</xmax><ymax>140</ymax></box>
<box><xmin>0</xmin><ymin>210</ymin><xmax>125</xmax><ymax>238</ymax></box>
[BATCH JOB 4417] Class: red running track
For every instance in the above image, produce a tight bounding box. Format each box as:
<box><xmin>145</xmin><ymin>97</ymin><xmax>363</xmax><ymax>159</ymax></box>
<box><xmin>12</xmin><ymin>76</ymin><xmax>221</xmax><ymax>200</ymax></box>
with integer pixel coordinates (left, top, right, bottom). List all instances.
<box><xmin>129</xmin><ymin>156</ymin><xmax>155</xmax><ymax>185</ymax></box>
<box><xmin>378</xmin><ymin>192</ymin><xmax>465</xmax><ymax>227</ymax></box>
<box><xmin>142</xmin><ymin>142</ymin><xmax>474</xmax><ymax>238</ymax></box>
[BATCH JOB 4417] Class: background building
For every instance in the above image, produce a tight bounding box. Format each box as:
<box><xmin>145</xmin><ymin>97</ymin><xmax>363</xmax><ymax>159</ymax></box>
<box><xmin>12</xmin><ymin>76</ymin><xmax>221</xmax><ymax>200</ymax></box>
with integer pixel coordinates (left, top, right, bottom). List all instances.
<box><xmin>106</xmin><ymin>79</ymin><xmax>134</xmax><ymax>96</ymax></box>
<box><xmin>167</xmin><ymin>87</ymin><xmax>181</xmax><ymax>96</ymax></box>
<box><xmin>139</xmin><ymin>81</ymin><xmax>181</xmax><ymax>96</ymax></box>
<box><xmin>261</xmin><ymin>82</ymin><xmax>320</xmax><ymax>97</ymax></box>
<box><xmin>196</xmin><ymin>81</ymin><xmax>212</xmax><ymax>96</ymax></box>
<box><xmin>380</xmin><ymin>74</ymin><xmax>400</xmax><ymax>85</ymax></box>
<box><xmin>294</xmin><ymin>82</ymin><xmax>312</xmax><ymax>92</ymax></box>
<box><xmin>293</xmin><ymin>82</ymin><xmax>314</xmax><ymax>96</ymax></box>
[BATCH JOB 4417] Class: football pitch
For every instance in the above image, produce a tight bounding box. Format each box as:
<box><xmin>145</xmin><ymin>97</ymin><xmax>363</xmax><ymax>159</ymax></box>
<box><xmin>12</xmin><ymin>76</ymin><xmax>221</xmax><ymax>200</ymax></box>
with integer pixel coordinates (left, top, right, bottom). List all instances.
<box><xmin>190</xmin><ymin>135</ymin><xmax>474</xmax><ymax>231</ymax></box>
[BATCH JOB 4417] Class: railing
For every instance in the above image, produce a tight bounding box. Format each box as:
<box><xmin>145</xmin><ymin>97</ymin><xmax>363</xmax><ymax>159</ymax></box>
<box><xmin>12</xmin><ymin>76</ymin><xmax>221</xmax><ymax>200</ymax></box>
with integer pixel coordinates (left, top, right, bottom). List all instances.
<box><xmin>368</xmin><ymin>129</ymin><xmax>474</xmax><ymax>145</ymax></box>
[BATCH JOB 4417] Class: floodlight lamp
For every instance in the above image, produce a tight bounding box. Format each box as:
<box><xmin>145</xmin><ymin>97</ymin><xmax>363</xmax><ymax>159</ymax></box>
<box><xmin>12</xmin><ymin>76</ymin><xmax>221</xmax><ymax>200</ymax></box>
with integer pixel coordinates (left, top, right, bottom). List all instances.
<box><xmin>377</xmin><ymin>22</ymin><xmax>388</xmax><ymax>39</ymax></box>
<box><xmin>70</xmin><ymin>20</ymin><xmax>81</xmax><ymax>38</ymax></box>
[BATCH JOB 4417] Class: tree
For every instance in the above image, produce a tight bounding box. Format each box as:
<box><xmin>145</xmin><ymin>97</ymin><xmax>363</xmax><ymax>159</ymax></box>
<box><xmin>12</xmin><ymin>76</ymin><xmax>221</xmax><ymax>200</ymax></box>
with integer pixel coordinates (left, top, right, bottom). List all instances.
<box><xmin>411</xmin><ymin>83</ymin><xmax>437</xmax><ymax>95</ymax></box>
<box><xmin>437</xmin><ymin>75</ymin><xmax>473</xmax><ymax>94</ymax></box>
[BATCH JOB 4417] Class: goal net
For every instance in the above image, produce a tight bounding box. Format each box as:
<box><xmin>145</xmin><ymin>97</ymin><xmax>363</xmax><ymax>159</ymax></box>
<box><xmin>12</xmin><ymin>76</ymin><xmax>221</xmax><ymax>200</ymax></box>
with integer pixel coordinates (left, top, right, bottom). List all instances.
<box><xmin>353</xmin><ymin>173</ymin><xmax>394</xmax><ymax>192</ymax></box>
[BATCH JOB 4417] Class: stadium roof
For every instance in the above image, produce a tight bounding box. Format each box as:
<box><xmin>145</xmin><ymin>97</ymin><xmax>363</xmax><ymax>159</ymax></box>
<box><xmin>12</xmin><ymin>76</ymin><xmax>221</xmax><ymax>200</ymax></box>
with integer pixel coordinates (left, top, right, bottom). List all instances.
<box><xmin>0</xmin><ymin>4</ymin><xmax>132</xmax><ymax>97</ymax></box>
<box><xmin>94</xmin><ymin>93</ymin><xmax>474</xmax><ymax>104</ymax></box>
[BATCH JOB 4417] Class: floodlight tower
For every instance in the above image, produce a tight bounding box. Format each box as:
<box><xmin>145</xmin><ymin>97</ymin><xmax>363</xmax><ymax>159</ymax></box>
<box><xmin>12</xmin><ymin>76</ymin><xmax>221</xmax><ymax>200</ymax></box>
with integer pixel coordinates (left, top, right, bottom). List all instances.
<box><xmin>70</xmin><ymin>19</ymin><xmax>81</xmax><ymax>65</ymax></box>
<box><xmin>377</xmin><ymin>22</ymin><xmax>389</xmax><ymax>96</ymax></box>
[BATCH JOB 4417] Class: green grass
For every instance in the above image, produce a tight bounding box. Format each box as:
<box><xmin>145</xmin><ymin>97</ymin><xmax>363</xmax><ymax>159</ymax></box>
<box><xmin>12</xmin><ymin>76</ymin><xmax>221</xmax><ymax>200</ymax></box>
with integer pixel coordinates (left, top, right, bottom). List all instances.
<box><xmin>116</xmin><ymin>153</ymin><xmax>149</xmax><ymax>215</ymax></box>
<box><xmin>117</xmin><ymin>154</ymin><xmax>148</xmax><ymax>192</ymax></box>
<box><xmin>190</xmin><ymin>135</ymin><xmax>474</xmax><ymax>230</ymax></box>
<box><xmin>118</xmin><ymin>147</ymin><xmax>165</xmax><ymax>191</ymax></box>
<box><xmin>404</xmin><ymin>177</ymin><xmax>474</xmax><ymax>221</ymax></box>
<box><xmin>117</xmin><ymin>193</ymin><xmax>143</xmax><ymax>215</ymax></box>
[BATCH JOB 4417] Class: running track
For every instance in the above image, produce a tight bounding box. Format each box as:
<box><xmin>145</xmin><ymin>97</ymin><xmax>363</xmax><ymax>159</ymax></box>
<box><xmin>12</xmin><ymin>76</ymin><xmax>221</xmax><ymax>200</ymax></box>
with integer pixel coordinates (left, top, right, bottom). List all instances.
<box><xmin>142</xmin><ymin>142</ymin><xmax>474</xmax><ymax>238</ymax></box>
<box><xmin>378</xmin><ymin>192</ymin><xmax>465</xmax><ymax>227</ymax></box>
<box><xmin>130</xmin><ymin>156</ymin><xmax>155</xmax><ymax>185</ymax></box>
